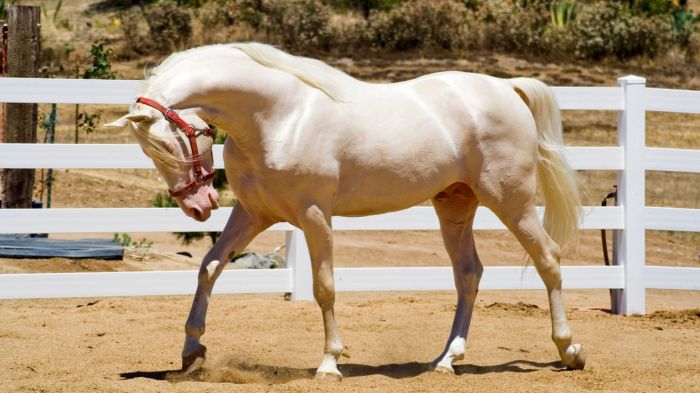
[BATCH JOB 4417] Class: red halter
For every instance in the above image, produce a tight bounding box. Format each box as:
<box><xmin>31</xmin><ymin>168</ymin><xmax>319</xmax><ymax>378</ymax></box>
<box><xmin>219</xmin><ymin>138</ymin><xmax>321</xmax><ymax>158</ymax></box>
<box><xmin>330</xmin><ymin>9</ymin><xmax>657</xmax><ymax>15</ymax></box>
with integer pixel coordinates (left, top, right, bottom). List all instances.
<box><xmin>136</xmin><ymin>97</ymin><xmax>215</xmax><ymax>197</ymax></box>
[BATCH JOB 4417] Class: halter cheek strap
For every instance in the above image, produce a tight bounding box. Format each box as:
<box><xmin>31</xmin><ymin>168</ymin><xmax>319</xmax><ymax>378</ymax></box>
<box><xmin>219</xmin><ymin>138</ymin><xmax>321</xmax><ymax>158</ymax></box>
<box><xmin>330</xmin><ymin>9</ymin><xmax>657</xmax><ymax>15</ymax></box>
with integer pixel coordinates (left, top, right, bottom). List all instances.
<box><xmin>135</xmin><ymin>97</ymin><xmax>215</xmax><ymax>197</ymax></box>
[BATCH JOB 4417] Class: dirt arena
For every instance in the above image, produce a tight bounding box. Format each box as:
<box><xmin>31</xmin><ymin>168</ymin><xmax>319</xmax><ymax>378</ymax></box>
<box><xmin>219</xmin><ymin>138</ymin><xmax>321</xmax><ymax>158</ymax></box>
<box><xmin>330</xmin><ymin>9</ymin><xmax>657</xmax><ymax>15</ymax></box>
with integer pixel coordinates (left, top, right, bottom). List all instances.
<box><xmin>1</xmin><ymin>226</ymin><xmax>699</xmax><ymax>392</ymax></box>
<box><xmin>1</xmin><ymin>287</ymin><xmax>698</xmax><ymax>392</ymax></box>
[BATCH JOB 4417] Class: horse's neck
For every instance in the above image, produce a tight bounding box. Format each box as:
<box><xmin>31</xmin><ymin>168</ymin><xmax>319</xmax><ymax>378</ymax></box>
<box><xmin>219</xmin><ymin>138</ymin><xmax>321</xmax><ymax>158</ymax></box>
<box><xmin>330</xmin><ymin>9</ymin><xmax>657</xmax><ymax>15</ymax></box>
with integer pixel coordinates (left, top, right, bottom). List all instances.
<box><xmin>156</xmin><ymin>58</ymin><xmax>292</xmax><ymax>141</ymax></box>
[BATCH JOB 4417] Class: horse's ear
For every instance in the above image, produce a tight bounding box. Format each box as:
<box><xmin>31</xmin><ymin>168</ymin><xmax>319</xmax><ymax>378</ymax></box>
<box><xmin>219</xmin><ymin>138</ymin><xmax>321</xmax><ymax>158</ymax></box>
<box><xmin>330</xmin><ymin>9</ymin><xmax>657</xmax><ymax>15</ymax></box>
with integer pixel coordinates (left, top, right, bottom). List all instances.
<box><xmin>104</xmin><ymin>115</ymin><xmax>130</xmax><ymax>129</ymax></box>
<box><xmin>126</xmin><ymin>114</ymin><xmax>152</xmax><ymax>123</ymax></box>
<box><xmin>104</xmin><ymin>114</ymin><xmax>152</xmax><ymax>129</ymax></box>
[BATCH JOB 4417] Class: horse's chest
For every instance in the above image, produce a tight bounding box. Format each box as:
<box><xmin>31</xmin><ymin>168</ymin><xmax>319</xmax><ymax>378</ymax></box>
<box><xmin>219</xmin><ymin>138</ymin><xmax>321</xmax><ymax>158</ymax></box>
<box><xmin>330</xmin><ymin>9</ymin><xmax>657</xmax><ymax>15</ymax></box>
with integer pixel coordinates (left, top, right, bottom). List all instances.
<box><xmin>226</xmin><ymin>155</ymin><xmax>336</xmax><ymax>221</ymax></box>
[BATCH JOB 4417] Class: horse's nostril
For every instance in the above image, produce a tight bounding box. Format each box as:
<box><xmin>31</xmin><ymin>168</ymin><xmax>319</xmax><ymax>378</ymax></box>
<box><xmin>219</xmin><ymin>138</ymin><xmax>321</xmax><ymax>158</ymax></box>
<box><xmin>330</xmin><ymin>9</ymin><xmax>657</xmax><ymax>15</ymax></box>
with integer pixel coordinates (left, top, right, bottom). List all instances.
<box><xmin>191</xmin><ymin>207</ymin><xmax>204</xmax><ymax>221</ymax></box>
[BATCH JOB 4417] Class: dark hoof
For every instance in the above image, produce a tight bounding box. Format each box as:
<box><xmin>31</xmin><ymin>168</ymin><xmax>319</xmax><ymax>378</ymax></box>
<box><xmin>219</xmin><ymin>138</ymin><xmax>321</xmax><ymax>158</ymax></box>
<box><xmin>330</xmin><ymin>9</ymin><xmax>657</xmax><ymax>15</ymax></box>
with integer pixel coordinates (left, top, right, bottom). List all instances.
<box><xmin>182</xmin><ymin>344</ymin><xmax>207</xmax><ymax>374</ymax></box>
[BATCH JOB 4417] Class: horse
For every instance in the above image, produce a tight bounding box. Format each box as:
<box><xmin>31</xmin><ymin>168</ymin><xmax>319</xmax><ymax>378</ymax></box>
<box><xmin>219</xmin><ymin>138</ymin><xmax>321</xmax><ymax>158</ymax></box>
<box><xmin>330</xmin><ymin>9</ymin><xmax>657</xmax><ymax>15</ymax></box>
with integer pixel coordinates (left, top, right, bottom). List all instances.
<box><xmin>107</xmin><ymin>42</ymin><xmax>585</xmax><ymax>380</ymax></box>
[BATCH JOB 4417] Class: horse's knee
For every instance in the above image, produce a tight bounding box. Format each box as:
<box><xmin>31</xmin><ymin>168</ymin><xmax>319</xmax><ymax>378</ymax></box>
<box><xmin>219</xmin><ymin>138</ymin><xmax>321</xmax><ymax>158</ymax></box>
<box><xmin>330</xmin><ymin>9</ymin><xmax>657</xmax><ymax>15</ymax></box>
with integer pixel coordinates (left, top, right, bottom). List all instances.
<box><xmin>459</xmin><ymin>264</ymin><xmax>482</xmax><ymax>285</ymax></box>
<box><xmin>536</xmin><ymin>247</ymin><xmax>563</xmax><ymax>279</ymax></box>
<box><xmin>313</xmin><ymin>273</ymin><xmax>336</xmax><ymax>305</ymax></box>
<box><xmin>456</xmin><ymin>252</ymin><xmax>483</xmax><ymax>286</ymax></box>
<box><xmin>469</xmin><ymin>259</ymin><xmax>484</xmax><ymax>280</ymax></box>
<box><xmin>546</xmin><ymin>242</ymin><xmax>562</xmax><ymax>262</ymax></box>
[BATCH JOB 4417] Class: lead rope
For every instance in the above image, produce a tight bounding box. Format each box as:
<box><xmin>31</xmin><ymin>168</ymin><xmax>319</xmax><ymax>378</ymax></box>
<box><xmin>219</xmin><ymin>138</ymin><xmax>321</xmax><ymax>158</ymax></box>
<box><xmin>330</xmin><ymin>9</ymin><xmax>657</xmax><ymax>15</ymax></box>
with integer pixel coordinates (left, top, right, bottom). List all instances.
<box><xmin>601</xmin><ymin>185</ymin><xmax>618</xmax><ymax>311</ymax></box>
<box><xmin>1</xmin><ymin>23</ymin><xmax>8</xmax><ymax>143</ymax></box>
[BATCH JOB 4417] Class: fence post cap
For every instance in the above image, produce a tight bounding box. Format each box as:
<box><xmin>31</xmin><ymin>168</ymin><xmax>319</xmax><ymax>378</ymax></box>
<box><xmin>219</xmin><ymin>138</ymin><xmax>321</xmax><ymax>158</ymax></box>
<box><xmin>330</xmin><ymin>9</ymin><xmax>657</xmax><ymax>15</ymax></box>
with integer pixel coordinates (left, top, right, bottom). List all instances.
<box><xmin>617</xmin><ymin>75</ymin><xmax>646</xmax><ymax>85</ymax></box>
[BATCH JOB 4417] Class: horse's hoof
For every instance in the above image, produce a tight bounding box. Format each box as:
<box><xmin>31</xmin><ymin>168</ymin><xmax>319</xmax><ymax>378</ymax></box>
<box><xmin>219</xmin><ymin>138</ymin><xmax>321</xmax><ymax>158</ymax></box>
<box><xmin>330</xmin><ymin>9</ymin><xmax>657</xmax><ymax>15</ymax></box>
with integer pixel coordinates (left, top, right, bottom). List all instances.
<box><xmin>315</xmin><ymin>371</ymin><xmax>343</xmax><ymax>382</ymax></box>
<box><xmin>433</xmin><ymin>363</ymin><xmax>455</xmax><ymax>374</ymax></box>
<box><xmin>564</xmin><ymin>343</ymin><xmax>586</xmax><ymax>370</ymax></box>
<box><xmin>182</xmin><ymin>344</ymin><xmax>207</xmax><ymax>374</ymax></box>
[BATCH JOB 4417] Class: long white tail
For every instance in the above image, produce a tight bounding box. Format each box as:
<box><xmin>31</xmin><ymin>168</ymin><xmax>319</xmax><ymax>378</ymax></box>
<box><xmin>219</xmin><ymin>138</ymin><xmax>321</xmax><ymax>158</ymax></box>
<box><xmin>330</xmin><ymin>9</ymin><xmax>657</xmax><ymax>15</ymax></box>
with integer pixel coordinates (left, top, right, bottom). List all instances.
<box><xmin>509</xmin><ymin>77</ymin><xmax>582</xmax><ymax>247</ymax></box>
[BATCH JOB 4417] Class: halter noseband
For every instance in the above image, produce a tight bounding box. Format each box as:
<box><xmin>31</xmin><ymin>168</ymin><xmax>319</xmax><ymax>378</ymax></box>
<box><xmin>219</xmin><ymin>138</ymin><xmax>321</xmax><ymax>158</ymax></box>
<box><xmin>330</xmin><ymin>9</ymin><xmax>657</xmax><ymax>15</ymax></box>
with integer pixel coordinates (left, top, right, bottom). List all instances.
<box><xmin>136</xmin><ymin>97</ymin><xmax>215</xmax><ymax>197</ymax></box>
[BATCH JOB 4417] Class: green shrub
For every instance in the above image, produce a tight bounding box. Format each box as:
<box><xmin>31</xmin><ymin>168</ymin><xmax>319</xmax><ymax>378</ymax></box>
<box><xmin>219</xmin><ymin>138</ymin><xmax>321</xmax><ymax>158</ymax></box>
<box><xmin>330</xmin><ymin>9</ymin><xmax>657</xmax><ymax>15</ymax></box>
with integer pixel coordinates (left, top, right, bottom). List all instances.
<box><xmin>198</xmin><ymin>0</ymin><xmax>238</xmax><ymax>27</ymax></box>
<box><xmin>120</xmin><ymin>1</ymin><xmax>194</xmax><ymax>55</ymax></box>
<box><xmin>471</xmin><ymin>0</ymin><xmax>550</xmax><ymax>53</ymax></box>
<box><xmin>324</xmin><ymin>0</ymin><xmax>403</xmax><ymax>18</ymax></box>
<box><xmin>236</xmin><ymin>0</ymin><xmax>267</xmax><ymax>28</ymax></box>
<box><xmin>262</xmin><ymin>0</ymin><xmax>333</xmax><ymax>51</ymax></box>
<box><xmin>144</xmin><ymin>0</ymin><xmax>193</xmax><ymax>53</ymax></box>
<box><xmin>83</xmin><ymin>41</ymin><xmax>117</xmax><ymax>80</ymax></box>
<box><xmin>685</xmin><ymin>27</ymin><xmax>700</xmax><ymax>62</ymax></box>
<box><xmin>119</xmin><ymin>8</ymin><xmax>147</xmax><ymax>56</ymax></box>
<box><xmin>198</xmin><ymin>0</ymin><xmax>265</xmax><ymax>27</ymax></box>
<box><xmin>176</xmin><ymin>0</ymin><xmax>208</xmax><ymax>6</ymax></box>
<box><xmin>113</xmin><ymin>233</ymin><xmax>153</xmax><ymax>249</ymax></box>
<box><xmin>369</xmin><ymin>0</ymin><xmax>468</xmax><ymax>51</ymax></box>
<box><xmin>627</xmin><ymin>0</ymin><xmax>672</xmax><ymax>16</ymax></box>
<box><xmin>671</xmin><ymin>6</ymin><xmax>698</xmax><ymax>46</ymax></box>
<box><xmin>0</xmin><ymin>1</ymin><xmax>13</xmax><ymax>22</ymax></box>
<box><xmin>569</xmin><ymin>1</ymin><xmax>672</xmax><ymax>60</ymax></box>
<box><xmin>328</xmin><ymin>12</ymin><xmax>369</xmax><ymax>52</ymax></box>
<box><xmin>142</xmin><ymin>0</ymin><xmax>697</xmax><ymax>63</ymax></box>
<box><xmin>550</xmin><ymin>0</ymin><xmax>577</xmax><ymax>29</ymax></box>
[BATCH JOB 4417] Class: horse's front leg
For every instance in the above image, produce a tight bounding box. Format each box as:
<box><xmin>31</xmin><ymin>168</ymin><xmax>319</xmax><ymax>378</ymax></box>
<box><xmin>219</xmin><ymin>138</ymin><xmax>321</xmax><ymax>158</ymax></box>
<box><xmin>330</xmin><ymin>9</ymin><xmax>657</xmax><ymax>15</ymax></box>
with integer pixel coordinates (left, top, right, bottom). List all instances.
<box><xmin>299</xmin><ymin>205</ymin><xmax>344</xmax><ymax>381</ymax></box>
<box><xmin>182</xmin><ymin>203</ymin><xmax>269</xmax><ymax>373</ymax></box>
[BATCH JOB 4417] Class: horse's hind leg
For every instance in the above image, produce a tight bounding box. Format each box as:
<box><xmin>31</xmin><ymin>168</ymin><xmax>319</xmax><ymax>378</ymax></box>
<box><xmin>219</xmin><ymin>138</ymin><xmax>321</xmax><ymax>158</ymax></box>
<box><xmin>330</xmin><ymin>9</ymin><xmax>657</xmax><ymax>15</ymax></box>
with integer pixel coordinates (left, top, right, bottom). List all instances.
<box><xmin>431</xmin><ymin>183</ymin><xmax>482</xmax><ymax>373</ymax></box>
<box><xmin>478</xmin><ymin>187</ymin><xmax>586</xmax><ymax>370</ymax></box>
<box><xmin>182</xmin><ymin>203</ymin><xmax>269</xmax><ymax>373</ymax></box>
<box><xmin>298</xmin><ymin>205</ymin><xmax>344</xmax><ymax>381</ymax></box>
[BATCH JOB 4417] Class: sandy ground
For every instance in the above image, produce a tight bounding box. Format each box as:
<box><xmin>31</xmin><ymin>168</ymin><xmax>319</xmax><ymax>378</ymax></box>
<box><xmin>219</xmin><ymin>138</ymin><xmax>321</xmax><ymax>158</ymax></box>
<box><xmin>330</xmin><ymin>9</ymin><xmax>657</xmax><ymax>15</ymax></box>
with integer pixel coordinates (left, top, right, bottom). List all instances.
<box><xmin>2</xmin><ymin>210</ymin><xmax>699</xmax><ymax>393</ymax></box>
<box><xmin>0</xmin><ymin>290</ymin><xmax>698</xmax><ymax>393</ymax></box>
<box><xmin>1</xmin><ymin>226</ymin><xmax>699</xmax><ymax>392</ymax></box>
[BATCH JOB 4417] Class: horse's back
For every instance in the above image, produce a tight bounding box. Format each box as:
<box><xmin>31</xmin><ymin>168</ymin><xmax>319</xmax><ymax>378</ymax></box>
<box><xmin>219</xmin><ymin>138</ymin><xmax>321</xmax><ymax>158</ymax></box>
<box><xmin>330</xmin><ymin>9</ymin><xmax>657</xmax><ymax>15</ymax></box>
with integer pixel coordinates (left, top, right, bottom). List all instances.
<box><xmin>328</xmin><ymin>72</ymin><xmax>536</xmax><ymax>216</ymax></box>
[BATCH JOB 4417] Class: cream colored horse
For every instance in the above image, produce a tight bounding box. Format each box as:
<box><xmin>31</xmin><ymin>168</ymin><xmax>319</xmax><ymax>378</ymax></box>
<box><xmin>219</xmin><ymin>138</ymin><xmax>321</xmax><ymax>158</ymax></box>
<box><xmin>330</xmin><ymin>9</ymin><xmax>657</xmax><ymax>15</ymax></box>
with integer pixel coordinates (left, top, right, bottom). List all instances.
<box><xmin>108</xmin><ymin>43</ymin><xmax>585</xmax><ymax>380</ymax></box>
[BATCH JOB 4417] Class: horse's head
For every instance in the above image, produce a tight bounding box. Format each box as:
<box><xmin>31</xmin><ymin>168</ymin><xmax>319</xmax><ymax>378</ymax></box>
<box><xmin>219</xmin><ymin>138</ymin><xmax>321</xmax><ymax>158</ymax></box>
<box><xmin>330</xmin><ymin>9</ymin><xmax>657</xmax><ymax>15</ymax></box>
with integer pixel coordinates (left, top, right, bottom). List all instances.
<box><xmin>107</xmin><ymin>102</ymin><xmax>219</xmax><ymax>222</ymax></box>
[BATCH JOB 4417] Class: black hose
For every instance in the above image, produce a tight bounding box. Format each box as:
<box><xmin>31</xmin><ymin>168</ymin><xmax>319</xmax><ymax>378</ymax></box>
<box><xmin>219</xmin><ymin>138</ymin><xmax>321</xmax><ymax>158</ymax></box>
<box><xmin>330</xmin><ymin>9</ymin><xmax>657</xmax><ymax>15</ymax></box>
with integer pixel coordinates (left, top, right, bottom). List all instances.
<box><xmin>601</xmin><ymin>186</ymin><xmax>618</xmax><ymax>312</ymax></box>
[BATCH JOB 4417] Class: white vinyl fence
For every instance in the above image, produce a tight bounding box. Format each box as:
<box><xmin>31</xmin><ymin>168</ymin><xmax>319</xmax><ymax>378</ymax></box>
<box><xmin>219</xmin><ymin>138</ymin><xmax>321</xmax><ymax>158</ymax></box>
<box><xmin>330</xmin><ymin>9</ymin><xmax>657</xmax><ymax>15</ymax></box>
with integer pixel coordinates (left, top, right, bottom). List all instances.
<box><xmin>1</xmin><ymin>75</ymin><xmax>699</xmax><ymax>315</ymax></box>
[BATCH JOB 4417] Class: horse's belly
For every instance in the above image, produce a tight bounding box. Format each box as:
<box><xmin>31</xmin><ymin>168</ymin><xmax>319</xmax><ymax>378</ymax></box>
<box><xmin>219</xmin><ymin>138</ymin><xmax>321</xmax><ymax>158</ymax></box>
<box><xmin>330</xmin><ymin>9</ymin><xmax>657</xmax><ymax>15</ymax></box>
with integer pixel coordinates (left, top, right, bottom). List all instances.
<box><xmin>332</xmin><ymin>194</ymin><xmax>426</xmax><ymax>216</ymax></box>
<box><xmin>332</xmin><ymin>170</ymin><xmax>453</xmax><ymax>216</ymax></box>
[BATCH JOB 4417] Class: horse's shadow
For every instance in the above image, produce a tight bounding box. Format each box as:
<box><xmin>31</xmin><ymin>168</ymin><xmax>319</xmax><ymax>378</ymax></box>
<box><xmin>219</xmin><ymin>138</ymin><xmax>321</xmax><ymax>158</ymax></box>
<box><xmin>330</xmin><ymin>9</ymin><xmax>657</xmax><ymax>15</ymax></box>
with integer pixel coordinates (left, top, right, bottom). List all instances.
<box><xmin>120</xmin><ymin>359</ymin><xmax>562</xmax><ymax>384</ymax></box>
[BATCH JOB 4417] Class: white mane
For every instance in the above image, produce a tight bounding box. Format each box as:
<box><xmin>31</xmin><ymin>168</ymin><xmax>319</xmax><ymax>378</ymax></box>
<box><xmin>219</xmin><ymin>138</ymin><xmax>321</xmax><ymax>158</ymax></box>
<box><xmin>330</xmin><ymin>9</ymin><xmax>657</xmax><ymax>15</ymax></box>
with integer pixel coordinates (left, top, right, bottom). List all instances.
<box><xmin>230</xmin><ymin>43</ymin><xmax>349</xmax><ymax>101</ymax></box>
<box><xmin>140</xmin><ymin>43</ymin><xmax>350</xmax><ymax>101</ymax></box>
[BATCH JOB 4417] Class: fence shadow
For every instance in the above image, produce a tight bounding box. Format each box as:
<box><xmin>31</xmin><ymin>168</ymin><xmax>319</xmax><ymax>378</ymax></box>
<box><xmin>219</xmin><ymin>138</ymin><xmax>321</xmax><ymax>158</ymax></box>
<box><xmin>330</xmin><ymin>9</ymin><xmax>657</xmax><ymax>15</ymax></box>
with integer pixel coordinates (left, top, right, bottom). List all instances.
<box><xmin>119</xmin><ymin>359</ymin><xmax>562</xmax><ymax>384</ymax></box>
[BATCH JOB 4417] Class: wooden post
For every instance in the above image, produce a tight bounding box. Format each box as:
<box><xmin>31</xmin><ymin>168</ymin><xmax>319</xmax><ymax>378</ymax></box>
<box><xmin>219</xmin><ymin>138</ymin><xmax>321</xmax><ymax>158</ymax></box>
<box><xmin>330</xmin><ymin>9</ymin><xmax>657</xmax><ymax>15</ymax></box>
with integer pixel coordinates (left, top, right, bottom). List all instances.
<box><xmin>614</xmin><ymin>75</ymin><xmax>646</xmax><ymax>315</ymax></box>
<box><xmin>1</xmin><ymin>6</ymin><xmax>40</xmax><ymax>209</ymax></box>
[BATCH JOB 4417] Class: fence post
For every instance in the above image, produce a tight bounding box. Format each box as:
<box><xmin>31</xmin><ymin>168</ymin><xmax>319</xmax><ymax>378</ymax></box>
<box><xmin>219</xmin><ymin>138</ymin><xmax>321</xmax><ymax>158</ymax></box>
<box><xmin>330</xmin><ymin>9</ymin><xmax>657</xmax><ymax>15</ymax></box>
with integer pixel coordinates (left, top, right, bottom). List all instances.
<box><xmin>1</xmin><ymin>6</ymin><xmax>40</xmax><ymax>209</ymax></box>
<box><xmin>285</xmin><ymin>229</ymin><xmax>313</xmax><ymax>300</ymax></box>
<box><xmin>615</xmin><ymin>75</ymin><xmax>646</xmax><ymax>315</ymax></box>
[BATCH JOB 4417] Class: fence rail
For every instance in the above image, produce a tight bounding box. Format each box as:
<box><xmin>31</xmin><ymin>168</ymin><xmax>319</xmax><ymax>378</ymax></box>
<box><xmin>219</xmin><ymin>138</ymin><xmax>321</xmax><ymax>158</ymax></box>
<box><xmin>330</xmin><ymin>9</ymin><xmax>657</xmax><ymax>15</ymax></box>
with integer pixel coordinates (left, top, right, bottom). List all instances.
<box><xmin>2</xmin><ymin>144</ymin><xmax>698</xmax><ymax>173</ymax></box>
<box><xmin>1</xmin><ymin>76</ymin><xmax>698</xmax><ymax>314</ymax></box>
<box><xmin>0</xmin><ymin>206</ymin><xmax>624</xmax><ymax>233</ymax></box>
<box><xmin>0</xmin><ymin>144</ymin><xmax>627</xmax><ymax>170</ymax></box>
